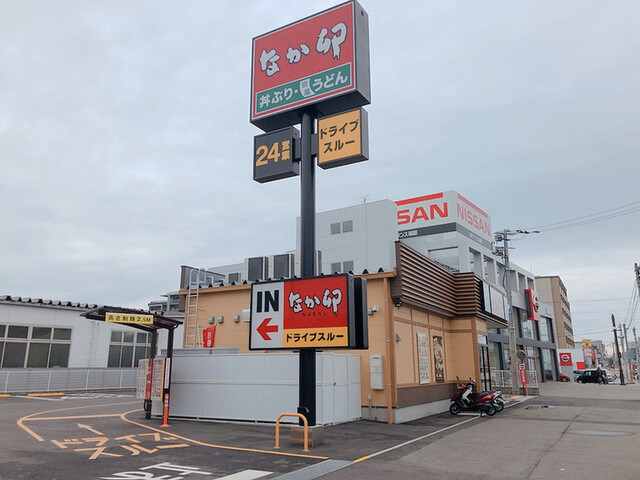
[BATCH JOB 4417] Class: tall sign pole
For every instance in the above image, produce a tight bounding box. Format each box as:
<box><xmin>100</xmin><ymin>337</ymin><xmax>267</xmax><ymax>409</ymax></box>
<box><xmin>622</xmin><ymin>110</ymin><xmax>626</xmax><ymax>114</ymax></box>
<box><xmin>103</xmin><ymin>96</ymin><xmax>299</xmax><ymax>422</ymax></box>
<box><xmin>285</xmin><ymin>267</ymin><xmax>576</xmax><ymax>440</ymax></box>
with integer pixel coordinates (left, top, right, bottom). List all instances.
<box><xmin>299</xmin><ymin>110</ymin><xmax>317</xmax><ymax>425</ymax></box>
<box><xmin>250</xmin><ymin>1</ymin><xmax>371</xmax><ymax>428</ymax></box>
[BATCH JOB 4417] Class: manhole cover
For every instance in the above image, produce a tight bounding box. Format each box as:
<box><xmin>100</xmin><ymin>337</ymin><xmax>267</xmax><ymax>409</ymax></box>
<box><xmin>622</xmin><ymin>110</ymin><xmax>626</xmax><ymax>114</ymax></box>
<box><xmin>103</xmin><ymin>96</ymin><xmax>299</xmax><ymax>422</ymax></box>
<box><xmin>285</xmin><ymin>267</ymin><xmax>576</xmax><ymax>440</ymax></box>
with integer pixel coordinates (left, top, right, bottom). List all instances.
<box><xmin>568</xmin><ymin>430</ymin><xmax>633</xmax><ymax>437</ymax></box>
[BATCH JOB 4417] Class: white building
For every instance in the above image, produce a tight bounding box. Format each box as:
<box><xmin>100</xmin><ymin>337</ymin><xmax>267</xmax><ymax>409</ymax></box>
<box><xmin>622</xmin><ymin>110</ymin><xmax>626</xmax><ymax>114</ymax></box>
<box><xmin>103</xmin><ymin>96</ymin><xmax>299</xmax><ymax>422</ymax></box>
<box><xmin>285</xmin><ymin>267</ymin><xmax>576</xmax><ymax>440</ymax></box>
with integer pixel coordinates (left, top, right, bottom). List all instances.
<box><xmin>0</xmin><ymin>296</ymin><xmax>152</xmax><ymax>369</ymax></box>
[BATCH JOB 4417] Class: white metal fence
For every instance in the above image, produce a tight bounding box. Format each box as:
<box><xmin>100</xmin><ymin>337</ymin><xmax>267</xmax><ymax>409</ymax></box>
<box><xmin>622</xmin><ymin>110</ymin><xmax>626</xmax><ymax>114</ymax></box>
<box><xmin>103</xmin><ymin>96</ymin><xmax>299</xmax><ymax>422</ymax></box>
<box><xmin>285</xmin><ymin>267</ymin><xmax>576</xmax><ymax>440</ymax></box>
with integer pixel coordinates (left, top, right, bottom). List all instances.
<box><xmin>1</xmin><ymin>368</ymin><xmax>137</xmax><ymax>394</ymax></box>
<box><xmin>491</xmin><ymin>369</ymin><xmax>539</xmax><ymax>389</ymax></box>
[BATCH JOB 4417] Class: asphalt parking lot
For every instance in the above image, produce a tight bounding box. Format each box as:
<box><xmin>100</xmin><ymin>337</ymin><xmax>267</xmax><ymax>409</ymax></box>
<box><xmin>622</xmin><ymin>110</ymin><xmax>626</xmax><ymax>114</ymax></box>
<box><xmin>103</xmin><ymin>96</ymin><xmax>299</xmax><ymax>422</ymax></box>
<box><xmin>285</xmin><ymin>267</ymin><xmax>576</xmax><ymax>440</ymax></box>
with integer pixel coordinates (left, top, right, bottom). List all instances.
<box><xmin>0</xmin><ymin>390</ymin><xmax>491</xmax><ymax>480</ymax></box>
<box><xmin>3</xmin><ymin>382</ymin><xmax>639</xmax><ymax>480</ymax></box>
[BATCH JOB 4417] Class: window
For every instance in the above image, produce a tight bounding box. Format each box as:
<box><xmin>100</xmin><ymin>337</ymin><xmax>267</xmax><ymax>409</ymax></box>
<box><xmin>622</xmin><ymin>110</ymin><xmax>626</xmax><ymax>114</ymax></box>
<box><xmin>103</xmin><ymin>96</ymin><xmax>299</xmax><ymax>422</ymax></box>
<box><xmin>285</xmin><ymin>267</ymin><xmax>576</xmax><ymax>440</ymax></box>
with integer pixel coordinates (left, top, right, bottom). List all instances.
<box><xmin>0</xmin><ymin>325</ymin><xmax>71</xmax><ymax>368</ymax></box>
<box><xmin>330</xmin><ymin>261</ymin><xmax>354</xmax><ymax>274</ymax></box>
<box><xmin>331</xmin><ymin>220</ymin><xmax>353</xmax><ymax>235</ymax></box>
<box><xmin>108</xmin><ymin>330</ymin><xmax>151</xmax><ymax>368</ymax></box>
<box><xmin>538</xmin><ymin>319</ymin><xmax>552</xmax><ymax>342</ymax></box>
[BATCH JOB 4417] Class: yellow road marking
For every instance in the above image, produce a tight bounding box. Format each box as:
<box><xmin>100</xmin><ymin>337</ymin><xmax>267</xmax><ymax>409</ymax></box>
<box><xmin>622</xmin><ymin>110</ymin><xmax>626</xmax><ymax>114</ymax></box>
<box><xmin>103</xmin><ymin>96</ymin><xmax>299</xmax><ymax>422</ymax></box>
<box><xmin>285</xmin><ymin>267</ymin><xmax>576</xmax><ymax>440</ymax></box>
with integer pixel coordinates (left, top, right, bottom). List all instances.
<box><xmin>17</xmin><ymin>400</ymin><xmax>139</xmax><ymax>442</ymax></box>
<box><xmin>120</xmin><ymin>409</ymin><xmax>329</xmax><ymax>460</ymax></box>
<box><xmin>16</xmin><ymin>400</ymin><xmax>329</xmax><ymax>461</ymax></box>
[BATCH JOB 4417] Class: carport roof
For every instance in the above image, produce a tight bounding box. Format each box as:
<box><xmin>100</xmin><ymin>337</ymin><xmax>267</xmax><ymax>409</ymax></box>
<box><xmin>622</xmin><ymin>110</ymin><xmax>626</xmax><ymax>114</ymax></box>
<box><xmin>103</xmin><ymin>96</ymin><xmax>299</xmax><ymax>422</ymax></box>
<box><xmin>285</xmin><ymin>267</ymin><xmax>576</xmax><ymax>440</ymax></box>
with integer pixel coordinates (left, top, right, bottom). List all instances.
<box><xmin>82</xmin><ymin>305</ymin><xmax>182</xmax><ymax>333</ymax></box>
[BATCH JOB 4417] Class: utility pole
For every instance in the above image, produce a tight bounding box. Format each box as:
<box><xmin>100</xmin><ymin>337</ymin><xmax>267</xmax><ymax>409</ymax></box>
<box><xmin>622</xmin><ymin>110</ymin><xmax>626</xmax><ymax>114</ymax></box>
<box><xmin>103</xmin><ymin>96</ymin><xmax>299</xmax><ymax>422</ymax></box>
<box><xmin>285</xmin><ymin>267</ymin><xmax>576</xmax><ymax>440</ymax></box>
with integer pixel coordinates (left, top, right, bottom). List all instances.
<box><xmin>633</xmin><ymin>327</ymin><xmax>638</xmax><ymax>381</ymax></box>
<box><xmin>494</xmin><ymin>229</ymin><xmax>539</xmax><ymax>394</ymax></box>
<box><xmin>612</xmin><ymin>314</ymin><xmax>625</xmax><ymax>385</ymax></box>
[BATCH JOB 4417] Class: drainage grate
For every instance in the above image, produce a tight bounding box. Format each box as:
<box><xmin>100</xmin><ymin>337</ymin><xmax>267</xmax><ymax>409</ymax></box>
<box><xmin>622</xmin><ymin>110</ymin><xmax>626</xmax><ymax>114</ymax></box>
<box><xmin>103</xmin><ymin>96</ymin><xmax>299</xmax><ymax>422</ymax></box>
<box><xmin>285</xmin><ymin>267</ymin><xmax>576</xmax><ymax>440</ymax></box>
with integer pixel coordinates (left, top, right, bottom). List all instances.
<box><xmin>524</xmin><ymin>405</ymin><xmax>552</xmax><ymax>410</ymax></box>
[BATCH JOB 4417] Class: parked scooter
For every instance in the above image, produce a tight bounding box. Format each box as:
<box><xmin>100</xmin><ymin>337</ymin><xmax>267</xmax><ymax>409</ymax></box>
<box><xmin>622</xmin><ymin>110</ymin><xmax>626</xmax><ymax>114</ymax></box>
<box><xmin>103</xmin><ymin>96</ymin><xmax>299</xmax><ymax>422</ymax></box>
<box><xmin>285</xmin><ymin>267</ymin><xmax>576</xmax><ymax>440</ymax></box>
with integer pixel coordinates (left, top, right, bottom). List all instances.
<box><xmin>468</xmin><ymin>380</ymin><xmax>505</xmax><ymax>412</ymax></box>
<box><xmin>449</xmin><ymin>378</ymin><xmax>498</xmax><ymax>416</ymax></box>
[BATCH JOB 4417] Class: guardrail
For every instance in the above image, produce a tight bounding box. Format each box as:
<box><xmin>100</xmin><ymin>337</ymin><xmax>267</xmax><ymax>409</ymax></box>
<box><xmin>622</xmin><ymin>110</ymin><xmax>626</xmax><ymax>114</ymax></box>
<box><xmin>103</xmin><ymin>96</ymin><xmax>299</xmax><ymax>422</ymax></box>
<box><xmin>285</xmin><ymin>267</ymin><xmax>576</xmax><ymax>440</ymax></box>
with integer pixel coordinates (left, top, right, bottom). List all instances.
<box><xmin>0</xmin><ymin>368</ymin><xmax>137</xmax><ymax>394</ymax></box>
<box><xmin>491</xmin><ymin>369</ymin><xmax>539</xmax><ymax>389</ymax></box>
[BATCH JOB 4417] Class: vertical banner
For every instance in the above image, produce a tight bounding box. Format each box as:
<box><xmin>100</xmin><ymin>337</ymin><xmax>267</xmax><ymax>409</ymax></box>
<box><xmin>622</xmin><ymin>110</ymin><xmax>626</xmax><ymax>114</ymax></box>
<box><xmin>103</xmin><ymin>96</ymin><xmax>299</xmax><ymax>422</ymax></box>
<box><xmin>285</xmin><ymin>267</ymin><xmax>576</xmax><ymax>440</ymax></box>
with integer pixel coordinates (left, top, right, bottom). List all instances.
<box><xmin>417</xmin><ymin>332</ymin><xmax>430</xmax><ymax>384</ymax></box>
<box><xmin>150</xmin><ymin>357</ymin><xmax>166</xmax><ymax>402</ymax></box>
<box><xmin>433</xmin><ymin>335</ymin><xmax>445</xmax><ymax>383</ymax></box>
<box><xmin>136</xmin><ymin>359</ymin><xmax>152</xmax><ymax>400</ymax></box>
<box><xmin>202</xmin><ymin>326</ymin><xmax>216</xmax><ymax>348</ymax></box>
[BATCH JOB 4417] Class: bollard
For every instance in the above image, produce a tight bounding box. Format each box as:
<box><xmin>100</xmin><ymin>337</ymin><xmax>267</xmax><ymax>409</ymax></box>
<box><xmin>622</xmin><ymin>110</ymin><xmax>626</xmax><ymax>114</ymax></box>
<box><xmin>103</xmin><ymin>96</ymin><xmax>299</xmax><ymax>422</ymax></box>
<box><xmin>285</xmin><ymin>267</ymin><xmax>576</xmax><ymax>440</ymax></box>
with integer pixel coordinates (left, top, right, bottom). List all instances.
<box><xmin>275</xmin><ymin>413</ymin><xmax>308</xmax><ymax>451</ymax></box>
<box><xmin>160</xmin><ymin>393</ymin><xmax>170</xmax><ymax>428</ymax></box>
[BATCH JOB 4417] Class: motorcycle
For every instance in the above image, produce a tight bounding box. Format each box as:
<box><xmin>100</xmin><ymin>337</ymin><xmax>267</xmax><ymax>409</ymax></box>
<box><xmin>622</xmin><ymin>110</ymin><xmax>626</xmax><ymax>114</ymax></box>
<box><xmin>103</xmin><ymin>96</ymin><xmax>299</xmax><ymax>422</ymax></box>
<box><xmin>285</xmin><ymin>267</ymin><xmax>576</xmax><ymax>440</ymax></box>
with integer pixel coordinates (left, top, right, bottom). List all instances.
<box><xmin>449</xmin><ymin>378</ymin><xmax>498</xmax><ymax>416</ymax></box>
<box><xmin>468</xmin><ymin>380</ymin><xmax>505</xmax><ymax>412</ymax></box>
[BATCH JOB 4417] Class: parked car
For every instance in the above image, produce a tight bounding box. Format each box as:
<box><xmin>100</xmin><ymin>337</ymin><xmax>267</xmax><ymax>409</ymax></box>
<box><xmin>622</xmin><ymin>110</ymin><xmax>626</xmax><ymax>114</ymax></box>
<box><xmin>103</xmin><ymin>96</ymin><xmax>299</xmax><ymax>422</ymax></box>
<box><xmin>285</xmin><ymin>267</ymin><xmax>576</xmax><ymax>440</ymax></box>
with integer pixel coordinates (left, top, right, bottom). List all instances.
<box><xmin>575</xmin><ymin>368</ymin><xmax>609</xmax><ymax>384</ymax></box>
<box><xmin>559</xmin><ymin>373</ymin><xmax>571</xmax><ymax>382</ymax></box>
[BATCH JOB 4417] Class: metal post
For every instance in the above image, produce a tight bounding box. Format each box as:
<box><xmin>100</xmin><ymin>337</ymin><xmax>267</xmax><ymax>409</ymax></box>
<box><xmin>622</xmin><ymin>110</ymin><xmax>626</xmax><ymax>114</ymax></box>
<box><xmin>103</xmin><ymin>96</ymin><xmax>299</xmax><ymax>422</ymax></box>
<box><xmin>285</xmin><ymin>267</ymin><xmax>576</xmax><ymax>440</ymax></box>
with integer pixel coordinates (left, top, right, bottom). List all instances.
<box><xmin>633</xmin><ymin>327</ymin><xmax>639</xmax><ymax>381</ymax></box>
<box><xmin>498</xmin><ymin>230</ymin><xmax>520</xmax><ymax>394</ymax></box>
<box><xmin>299</xmin><ymin>110</ymin><xmax>316</xmax><ymax>426</ymax></box>
<box><xmin>612</xmin><ymin>314</ymin><xmax>625</xmax><ymax>385</ymax></box>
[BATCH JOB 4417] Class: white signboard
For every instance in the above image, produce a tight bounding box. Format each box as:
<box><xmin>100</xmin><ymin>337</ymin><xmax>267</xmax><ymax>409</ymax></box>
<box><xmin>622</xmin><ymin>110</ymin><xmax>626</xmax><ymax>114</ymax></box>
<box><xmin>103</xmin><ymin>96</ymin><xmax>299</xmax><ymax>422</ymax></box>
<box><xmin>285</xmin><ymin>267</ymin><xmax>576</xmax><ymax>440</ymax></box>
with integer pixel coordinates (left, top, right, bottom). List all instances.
<box><xmin>396</xmin><ymin>190</ymin><xmax>492</xmax><ymax>244</ymax></box>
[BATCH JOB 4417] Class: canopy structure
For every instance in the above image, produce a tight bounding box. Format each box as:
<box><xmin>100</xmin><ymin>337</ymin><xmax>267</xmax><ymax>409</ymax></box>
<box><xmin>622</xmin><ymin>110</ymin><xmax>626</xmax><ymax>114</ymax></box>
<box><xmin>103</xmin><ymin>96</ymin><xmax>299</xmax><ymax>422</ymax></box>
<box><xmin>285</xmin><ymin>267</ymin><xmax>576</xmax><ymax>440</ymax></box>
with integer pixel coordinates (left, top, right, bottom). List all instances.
<box><xmin>82</xmin><ymin>305</ymin><xmax>182</xmax><ymax>333</ymax></box>
<box><xmin>82</xmin><ymin>305</ymin><xmax>183</xmax><ymax>422</ymax></box>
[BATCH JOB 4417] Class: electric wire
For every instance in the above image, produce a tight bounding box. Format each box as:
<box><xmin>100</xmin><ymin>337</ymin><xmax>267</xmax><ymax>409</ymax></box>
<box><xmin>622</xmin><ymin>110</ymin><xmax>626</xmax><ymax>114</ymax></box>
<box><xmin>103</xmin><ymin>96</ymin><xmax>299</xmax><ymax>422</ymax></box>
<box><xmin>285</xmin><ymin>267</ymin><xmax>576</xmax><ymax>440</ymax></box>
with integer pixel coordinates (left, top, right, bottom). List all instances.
<box><xmin>525</xmin><ymin>200</ymin><xmax>640</xmax><ymax>232</ymax></box>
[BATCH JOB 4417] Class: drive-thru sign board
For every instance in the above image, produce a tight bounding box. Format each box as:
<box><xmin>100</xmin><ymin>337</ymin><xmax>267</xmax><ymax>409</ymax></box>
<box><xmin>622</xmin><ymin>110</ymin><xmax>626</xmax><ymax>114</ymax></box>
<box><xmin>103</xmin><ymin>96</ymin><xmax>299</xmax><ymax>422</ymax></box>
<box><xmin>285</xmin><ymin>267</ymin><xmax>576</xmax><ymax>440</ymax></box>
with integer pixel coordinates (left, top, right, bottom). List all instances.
<box><xmin>250</xmin><ymin>274</ymin><xmax>356</xmax><ymax>350</ymax></box>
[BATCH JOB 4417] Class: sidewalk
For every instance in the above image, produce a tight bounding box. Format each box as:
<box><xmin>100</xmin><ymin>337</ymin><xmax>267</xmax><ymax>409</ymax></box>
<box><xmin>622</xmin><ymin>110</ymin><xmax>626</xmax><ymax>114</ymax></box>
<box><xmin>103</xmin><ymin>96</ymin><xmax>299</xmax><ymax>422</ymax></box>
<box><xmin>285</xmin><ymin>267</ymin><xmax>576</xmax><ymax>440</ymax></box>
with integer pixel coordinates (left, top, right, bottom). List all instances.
<box><xmin>315</xmin><ymin>382</ymin><xmax>640</xmax><ymax>480</ymax></box>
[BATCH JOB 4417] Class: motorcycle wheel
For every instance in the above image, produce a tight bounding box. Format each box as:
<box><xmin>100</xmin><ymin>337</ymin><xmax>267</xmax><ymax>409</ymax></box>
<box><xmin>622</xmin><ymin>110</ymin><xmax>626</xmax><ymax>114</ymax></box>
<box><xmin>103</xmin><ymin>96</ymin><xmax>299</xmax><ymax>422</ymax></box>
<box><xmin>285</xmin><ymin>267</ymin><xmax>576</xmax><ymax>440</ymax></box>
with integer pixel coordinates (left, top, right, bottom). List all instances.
<box><xmin>493</xmin><ymin>399</ymin><xmax>504</xmax><ymax>412</ymax></box>
<box><xmin>484</xmin><ymin>405</ymin><xmax>497</xmax><ymax>416</ymax></box>
<box><xmin>449</xmin><ymin>403</ymin><xmax>460</xmax><ymax>415</ymax></box>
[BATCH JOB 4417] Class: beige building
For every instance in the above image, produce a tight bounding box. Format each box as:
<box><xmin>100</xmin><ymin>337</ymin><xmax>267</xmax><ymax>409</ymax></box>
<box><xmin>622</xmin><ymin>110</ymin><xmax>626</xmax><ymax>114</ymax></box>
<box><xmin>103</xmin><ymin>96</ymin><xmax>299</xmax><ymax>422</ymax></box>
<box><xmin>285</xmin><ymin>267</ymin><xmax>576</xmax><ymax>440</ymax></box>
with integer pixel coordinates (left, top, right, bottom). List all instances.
<box><xmin>535</xmin><ymin>275</ymin><xmax>574</xmax><ymax>348</ymax></box>
<box><xmin>179</xmin><ymin>242</ymin><xmax>508</xmax><ymax>423</ymax></box>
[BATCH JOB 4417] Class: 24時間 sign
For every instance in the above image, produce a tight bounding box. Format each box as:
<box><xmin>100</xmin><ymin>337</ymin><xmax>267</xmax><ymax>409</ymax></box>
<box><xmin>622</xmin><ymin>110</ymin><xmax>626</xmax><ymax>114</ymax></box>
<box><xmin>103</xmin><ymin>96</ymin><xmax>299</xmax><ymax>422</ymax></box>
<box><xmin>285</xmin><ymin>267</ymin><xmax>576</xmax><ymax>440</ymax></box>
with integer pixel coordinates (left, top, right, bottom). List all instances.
<box><xmin>249</xmin><ymin>274</ymin><xmax>356</xmax><ymax>350</ymax></box>
<box><xmin>250</xmin><ymin>1</ymin><xmax>370</xmax><ymax>132</ymax></box>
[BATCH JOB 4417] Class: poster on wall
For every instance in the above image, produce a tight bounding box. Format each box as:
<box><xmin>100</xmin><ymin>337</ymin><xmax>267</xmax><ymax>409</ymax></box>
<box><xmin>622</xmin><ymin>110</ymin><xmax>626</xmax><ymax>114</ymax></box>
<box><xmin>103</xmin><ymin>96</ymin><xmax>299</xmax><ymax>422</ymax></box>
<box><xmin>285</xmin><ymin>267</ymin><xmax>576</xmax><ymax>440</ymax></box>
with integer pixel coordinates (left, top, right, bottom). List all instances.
<box><xmin>433</xmin><ymin>335</ymin><xmax>445</xmax><ymax>383</ymax></box>
<box><xmin>417</xmin><ymin>332</ymin><xmax>430</xmax><ymax>384</ymax></box>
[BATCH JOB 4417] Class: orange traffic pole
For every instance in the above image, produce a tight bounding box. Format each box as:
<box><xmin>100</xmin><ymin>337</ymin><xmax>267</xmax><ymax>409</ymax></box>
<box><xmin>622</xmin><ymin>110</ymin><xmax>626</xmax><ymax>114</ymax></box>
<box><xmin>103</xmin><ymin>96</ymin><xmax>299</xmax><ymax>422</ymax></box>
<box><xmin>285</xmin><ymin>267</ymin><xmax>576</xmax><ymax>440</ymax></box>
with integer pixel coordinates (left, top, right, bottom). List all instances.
<box><xmin>160</xmin><ymin>393</ymin><xmax>170</xmax><ymax>428</ymax></box>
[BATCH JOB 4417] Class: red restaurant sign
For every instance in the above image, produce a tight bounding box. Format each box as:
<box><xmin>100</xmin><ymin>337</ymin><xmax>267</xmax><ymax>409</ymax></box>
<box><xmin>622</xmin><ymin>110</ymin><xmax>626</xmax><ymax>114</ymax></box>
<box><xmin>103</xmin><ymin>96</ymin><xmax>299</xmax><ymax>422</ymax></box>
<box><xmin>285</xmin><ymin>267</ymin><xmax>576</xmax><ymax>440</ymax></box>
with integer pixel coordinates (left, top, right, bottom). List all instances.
<box><xmin>249</xmin><ymin>274</ymin><xmax>356</xmax><ymax>350</ymax></box>
<box><xmin>250</xmin><ymin>1</ymin><xmax>370</xmax><ymax>132</ymax></box>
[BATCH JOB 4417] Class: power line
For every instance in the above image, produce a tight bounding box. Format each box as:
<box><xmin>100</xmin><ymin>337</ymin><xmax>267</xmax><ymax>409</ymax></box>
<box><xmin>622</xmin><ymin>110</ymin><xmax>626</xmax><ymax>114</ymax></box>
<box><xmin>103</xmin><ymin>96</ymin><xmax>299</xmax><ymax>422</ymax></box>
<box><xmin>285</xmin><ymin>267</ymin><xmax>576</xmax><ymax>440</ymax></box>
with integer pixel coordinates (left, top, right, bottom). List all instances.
<box><xmin>525</xmin><ymin>200</ymin><xmax>640</xmax><ymax>232</ymax></box>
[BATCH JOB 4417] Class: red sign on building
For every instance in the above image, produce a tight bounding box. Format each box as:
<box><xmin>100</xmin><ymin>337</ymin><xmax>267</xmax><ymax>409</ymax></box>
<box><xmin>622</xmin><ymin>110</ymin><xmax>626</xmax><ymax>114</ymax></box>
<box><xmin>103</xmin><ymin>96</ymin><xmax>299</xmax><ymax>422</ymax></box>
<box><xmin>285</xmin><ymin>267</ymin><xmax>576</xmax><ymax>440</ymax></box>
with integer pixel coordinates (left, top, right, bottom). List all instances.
<box><xmin>250</xmin><ymin>1</ymin><xmax>370</xmax><ymax>132</ymax></box>
<box><xmin>559</xmin><ymin>352</ymin><xmax>573</xmax><ymax>366</ymax></box>
<box><xmin>249</xmin><ymin>274</ymin><xmax>357</xmax><ymax>350</ymax></box>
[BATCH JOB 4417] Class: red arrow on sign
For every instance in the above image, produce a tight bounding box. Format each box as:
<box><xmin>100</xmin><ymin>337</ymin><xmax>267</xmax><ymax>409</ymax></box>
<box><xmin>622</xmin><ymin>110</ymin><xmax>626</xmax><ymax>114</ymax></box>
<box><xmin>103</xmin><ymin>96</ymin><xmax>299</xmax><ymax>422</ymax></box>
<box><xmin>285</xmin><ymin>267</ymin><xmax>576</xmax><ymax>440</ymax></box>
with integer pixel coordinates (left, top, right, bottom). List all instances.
<box><xmin>257</xmin><ymin>317</ymin><xmax>278</xmax><ymax>341</ymax></box>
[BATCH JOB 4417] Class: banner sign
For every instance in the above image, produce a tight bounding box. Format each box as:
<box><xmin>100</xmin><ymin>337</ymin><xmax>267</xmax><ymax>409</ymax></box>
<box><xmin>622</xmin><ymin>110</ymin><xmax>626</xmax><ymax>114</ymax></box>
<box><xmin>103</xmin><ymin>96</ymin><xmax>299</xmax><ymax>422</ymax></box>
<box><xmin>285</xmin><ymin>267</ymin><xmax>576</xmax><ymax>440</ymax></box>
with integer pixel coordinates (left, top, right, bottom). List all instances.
<box><xmin>136</xmin><ymin>359</ymin><xmax>152</xmax><ymax>400</ymax></box>
<box><xmin>202</xmin><ymin>327</ymin><xmax>216</xmax><ymax>348</ymax></box>
<box><xmin>250</xmin><ymin>0</ymin><xmax>370</xmax><ymax>132</ymax></box>
<box><xmin>249</xmin><ymin>273</ymin><xmax>356</xmax><ymax>350</ymax></box>
<box><xmin>150</xmin><ymin>357</ymin><xmax>166</xmax><ymax>401</ymax></box>
<box><xmin>106</xmin><ymin>312</ymin><xmax>153</xmax><ymax>325</ymax></box>
<box><xmin>525</xmin><ymin>289</ymin><xmax>541</xmax><ymax>321</ymax></box>
<box><xmin>417</xmin><ymin>332</ymin><xmax>430</xmax><ymax>384</ymax></box>
<box><xmin>433</xmin><ymin>335</ymin><xmax>445</xmax><ymax>383</ymax></box>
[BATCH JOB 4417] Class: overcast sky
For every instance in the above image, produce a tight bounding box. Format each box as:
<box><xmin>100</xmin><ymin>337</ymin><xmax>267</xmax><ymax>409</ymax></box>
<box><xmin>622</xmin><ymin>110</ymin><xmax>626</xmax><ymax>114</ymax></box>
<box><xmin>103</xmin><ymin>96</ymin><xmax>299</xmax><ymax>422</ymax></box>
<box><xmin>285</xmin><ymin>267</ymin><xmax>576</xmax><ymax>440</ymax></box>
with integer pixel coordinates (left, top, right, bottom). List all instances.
<box><xmin>1</xmin><ymin>1</ymin><xmax>638</xmax><ymax>346</ymax></box>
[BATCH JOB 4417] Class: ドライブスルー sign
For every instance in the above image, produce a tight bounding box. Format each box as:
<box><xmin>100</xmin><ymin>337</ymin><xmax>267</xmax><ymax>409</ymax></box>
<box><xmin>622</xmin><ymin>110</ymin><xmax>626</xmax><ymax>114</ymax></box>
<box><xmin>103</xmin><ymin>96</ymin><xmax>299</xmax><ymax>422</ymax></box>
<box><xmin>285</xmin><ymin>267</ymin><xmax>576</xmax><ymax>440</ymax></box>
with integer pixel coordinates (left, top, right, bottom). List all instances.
<box><xmin>250</xmin><ymin>1</ymin><xmax>370</xmax><ymax>132</ymax></box>
<box><xmin>249</xmin><ymin>274</ymin><xmax>356</xmax><ymax>350</ymax></box>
